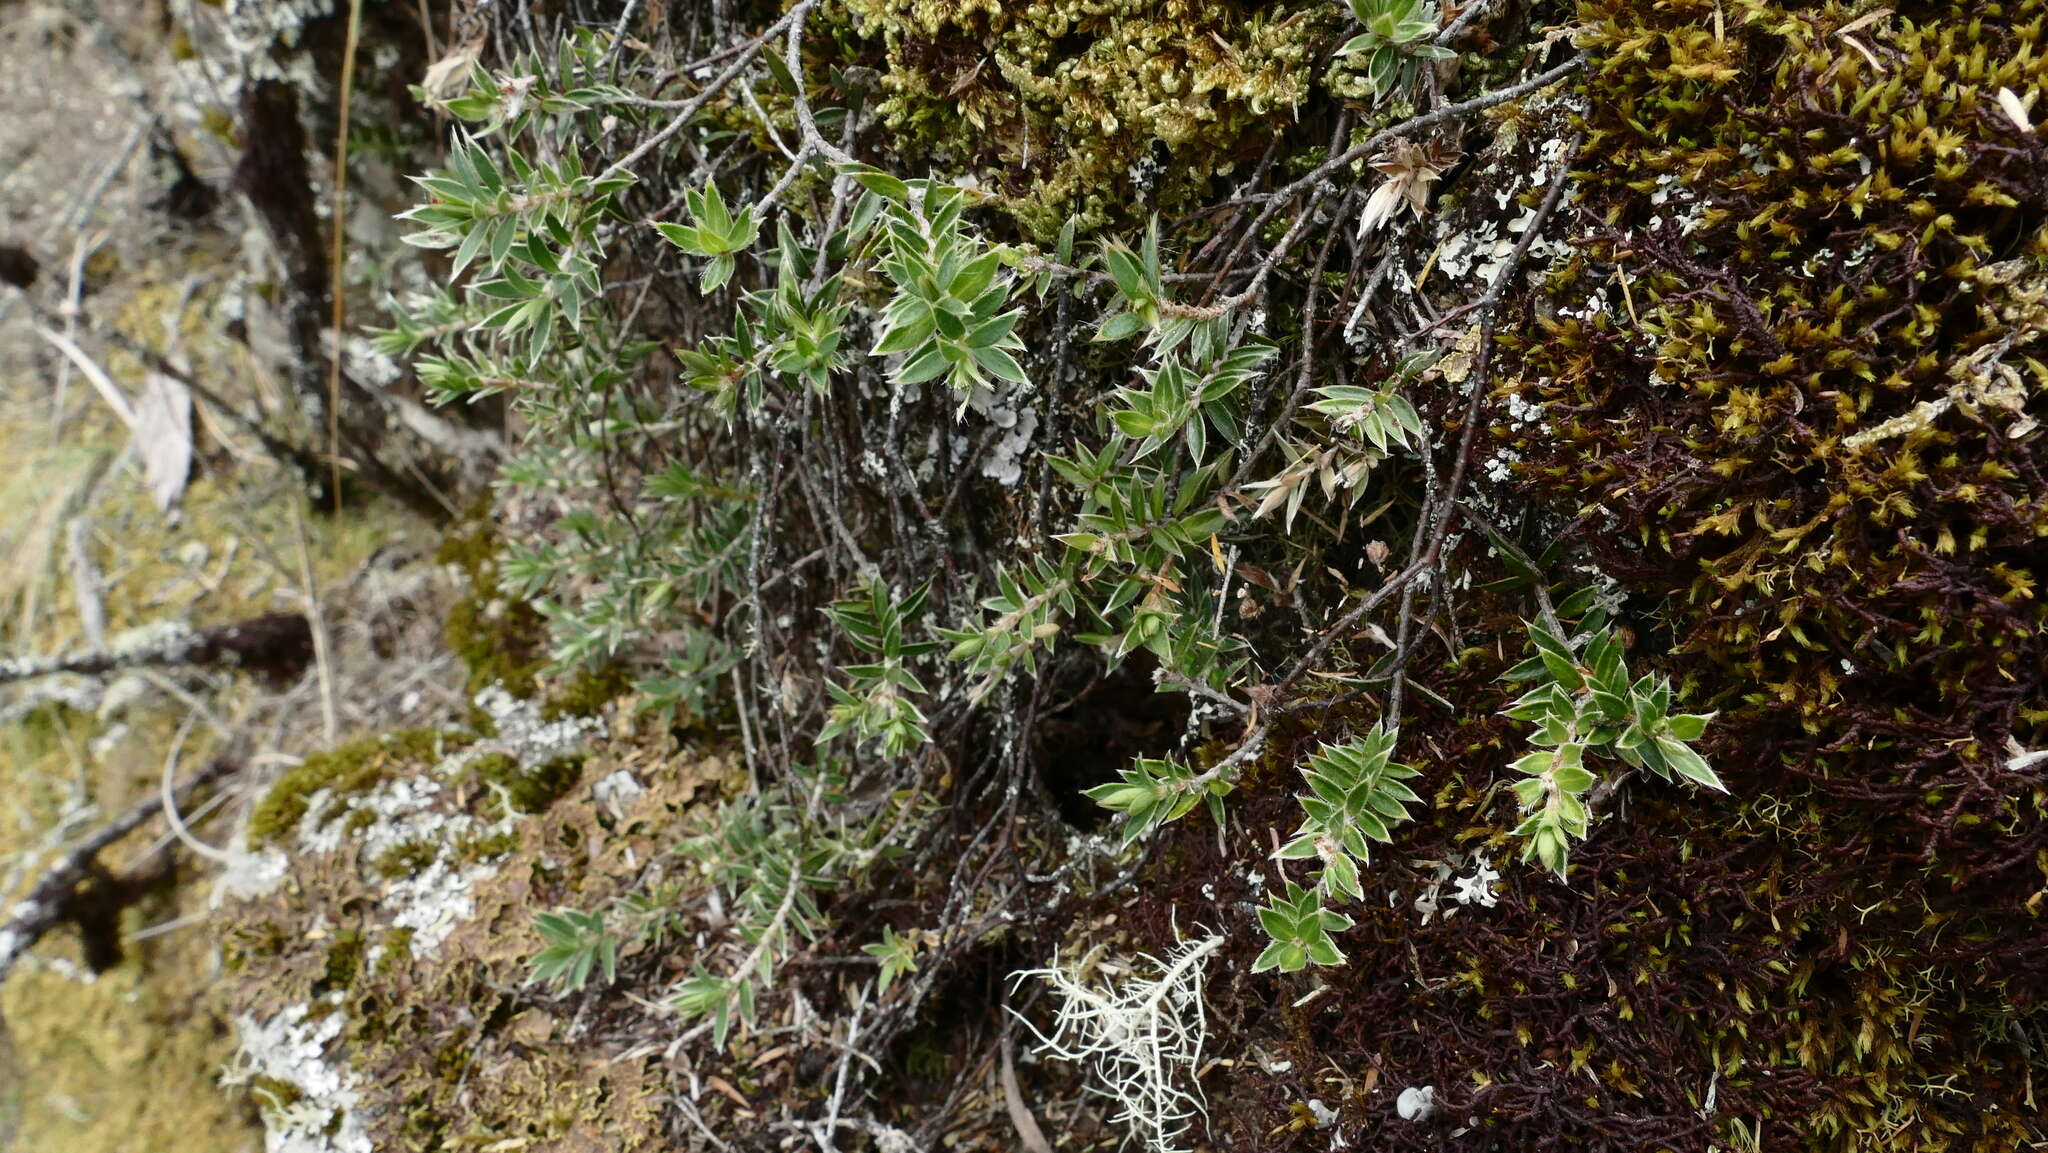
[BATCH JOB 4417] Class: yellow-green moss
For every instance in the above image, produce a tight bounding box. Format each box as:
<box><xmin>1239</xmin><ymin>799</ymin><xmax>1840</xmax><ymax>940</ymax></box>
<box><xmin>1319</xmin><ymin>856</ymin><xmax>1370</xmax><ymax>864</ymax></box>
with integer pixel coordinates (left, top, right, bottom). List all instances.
<box><xmin>437</xmin><ymin>519</ymin><xmax>548</xmax><ymax>699</ymax></box>
<box><xmin>836</xmin><ymin>0</ymin><xmax>1333</xmax><ymax>237</ymax></box>
<box><xmin>375</xmin><ymin>927</ymin><xmax>415</xmax><ymax>977</ymax></box>
<box><xmin>1485</xmin><ymin>2</ymin><xmax>2048</xmax><ymax>1146</ymax></box>
<box><xmin>1510</xmin><ymin>0</ymin><xmax>2048</xmax><ymax>730</ymax></box>
<box><xmin>455</xmin><ymin>827</ymin><xmax>520</xmax><ymax>863</ymax></box>
<box><xmin>247</xmin><ymin>727</ymin><xmax>474</xmax><ymax>846</ymax></box>
<box><xmin>318</xmin><ymin>930</ymin><xmax>366</xmax><ymax>994</ymax></box>
<box><xmin>241</xmin><ymin>1074</ymin><xmax>305</xmax><ymax>1115</ymax></box>
<box><xmin>474</xmin><ymin>752</ymin><xmax>586</xmax><ymax>815</ymax></box>
<box><xmin>540</xmin><ymin>661</ymin><xmax>634</xmax><ymax>720</ymax></box>
<box><xmin>368</xmin><ymin>838</ymin><xmax>440</xmax><ymax>879</ymax></box>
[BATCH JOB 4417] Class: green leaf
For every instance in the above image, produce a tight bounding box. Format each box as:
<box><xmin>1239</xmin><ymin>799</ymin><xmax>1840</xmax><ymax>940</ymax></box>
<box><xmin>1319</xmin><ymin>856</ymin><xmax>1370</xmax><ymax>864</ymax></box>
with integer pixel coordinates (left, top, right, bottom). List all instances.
<box><xmin>1304</xmin><ymin>935</ymin><xmax>1346</xmax><ymax>967</ymax></box>
<box><xmin>898</xmin><ymin>344</ymin><xmax>950</xmax><ymax>384</ymax></box>
<box><xmin>874</xmin><ymin>312</ymin><xmax>936</xmax><ymax>356</ymax></box>
<box><xmin>950</xmin><ymin>250</ymin><xmax>1003</xmax><ymax>301</ymax></box>
<box><xmin>1097</xmin><ymin>311</ymin><xmax>1145</xmax><ymax>342</ymax></box>
<box><xmin>1102</xmin><ymin>245</ymin><xmax>1147</xmax><ymax>301</ymax></box>
<box><xmin>967</xmin><ymin>311</ymin><xmax>1021</xmax><ymax>349</ymax></box>
<box><xmin>1666</xmin><ymin>712</ymin><xmax>1714</xmax><ymax>742</ymax></box>
<box><xmin>846</xmin><ymin>167</ymin><xmax>911</xmax><ymax>201</ymax></box>
<box><xmin>1553</xmin><ymin>765</ymin><xmax>1596</xmax><ymax>794</ymax></box>
<box><xmin>1256</xmin><ymin>901</ymin><xmax>1293</xmax><ymax>941</ymax></box>
<box><xmin>1275</xmin><ymin>834</ymin><xmax>1320</xmax><ymax>860</ymax></box>
<box><xmin>1657</xmin><ymin>737</ymin><xmax>1725</xmax><ymax>792</ymax></box>
<box><xmin>1252</xmin><ymin>941</ymin><xmax>1303</xmax><ymax>973</ymax></box>
<box><xmin>701</xmin><ymin>254</ymin><xmax>737</xmax><ymax>294</ymax></box>
<box><xmin>1527</xmin><ymin>624</ymin><xmax>1583</xmax><ymax>690</ymax></box>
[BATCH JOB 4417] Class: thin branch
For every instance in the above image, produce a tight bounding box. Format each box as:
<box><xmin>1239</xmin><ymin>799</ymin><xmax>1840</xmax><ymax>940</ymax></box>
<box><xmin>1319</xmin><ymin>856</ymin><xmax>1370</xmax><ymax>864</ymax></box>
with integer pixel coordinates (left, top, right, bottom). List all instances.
<box><xmin>598</xmin><ymin>8</ymin><xmax>804</xmax><ymax>183</ymax></box>
<box><xmin>327</xmin><ymin>0</ymin><xmax>366</xmax><ymax>511</ymax></box>
<box><xmin>0</xmin><ymin>757</ymin><xmax>238</xmax><ymax>981</ymax></box>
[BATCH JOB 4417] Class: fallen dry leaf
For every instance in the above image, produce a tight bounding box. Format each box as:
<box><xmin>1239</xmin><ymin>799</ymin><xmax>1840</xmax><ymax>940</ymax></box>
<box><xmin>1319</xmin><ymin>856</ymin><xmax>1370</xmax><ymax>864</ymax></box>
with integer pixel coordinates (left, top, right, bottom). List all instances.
<box><xmin>134</xmin><ymin>371</ymin><xmax>193</xmax><ymax>512</ymax></box>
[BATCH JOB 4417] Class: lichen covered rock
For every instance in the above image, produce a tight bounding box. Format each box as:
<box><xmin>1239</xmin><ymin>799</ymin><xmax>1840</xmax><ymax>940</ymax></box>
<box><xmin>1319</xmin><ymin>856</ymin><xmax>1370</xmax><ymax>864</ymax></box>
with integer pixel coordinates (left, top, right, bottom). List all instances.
<box><xmin>219</xmin><ymin>690</ymin><xmax>737</xmax><ymax>1151</ymax></box>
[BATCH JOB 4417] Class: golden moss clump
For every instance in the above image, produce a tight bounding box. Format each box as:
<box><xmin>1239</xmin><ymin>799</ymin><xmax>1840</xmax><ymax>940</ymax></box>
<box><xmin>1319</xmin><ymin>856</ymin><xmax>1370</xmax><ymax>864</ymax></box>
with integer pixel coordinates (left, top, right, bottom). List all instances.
<box><xmin>838</xmin><ymin>0</ymin><xmax>1333</xmax><ymax>236</ymax></box>
<box><xmin>1509</xmin><ymin>0</ymin><xmax>2048</xmax><ymax>733</ymax></box>
<box><xmin>1486</xmin><ymin>5</ymin><xmax>2048</xmax><ymax>1144</ymax></box>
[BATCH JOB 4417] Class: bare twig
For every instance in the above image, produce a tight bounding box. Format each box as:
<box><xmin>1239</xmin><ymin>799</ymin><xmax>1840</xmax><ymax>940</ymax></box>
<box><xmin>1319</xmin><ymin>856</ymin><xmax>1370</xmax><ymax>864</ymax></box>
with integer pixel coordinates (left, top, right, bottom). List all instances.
<box><xmin>33</xmin><ymin>323</ymin><xmax>137</xmax><ymax>429</ymax></box>
<box><xmin>0</xmin><ymin>757</ymin><xmax>238</xmax><ymax>981</ymax></box>
<box><xmin>287</xmin><ymin>495</ymin><xmax>340</xmax><ymax>743</ymax></box>
<box><xmin>64</xmin><ymin>517</ymin><xmax>106</xmax><ymax>650</ymax></box>
<box><xmin>1001</xmin><ymin>1030</ymin><xmax>1057</xmax><ymax>1153</ymax></box>
<box><xmin>1192</xmin><ymin>55</ymin><xmax>1583</xmax><ymax>318</ymax></box>
<box><xmin>598</xmin><ymin>7</ymin><xmax>804</xmax><ymax>183</ymax></box>
<box><xmin>327</xmin><ymin>0</ymin><xmax>367</xmax><ymax>511</ymax></box>
<box><xmin>159</xmin><ymin>718</ymin><xmax>232</xmax><ymax>864</ymax></box>
<box><xmin>0</xmin><ymin>613</ymin><xmax>312</xmax><ymax>687</ymax></box>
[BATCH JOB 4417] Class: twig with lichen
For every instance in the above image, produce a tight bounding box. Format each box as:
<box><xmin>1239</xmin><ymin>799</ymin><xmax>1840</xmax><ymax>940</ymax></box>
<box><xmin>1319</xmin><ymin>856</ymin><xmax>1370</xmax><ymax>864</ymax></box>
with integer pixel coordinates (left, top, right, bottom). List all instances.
<box><xmin>0</xmin><ymin>613</ymin><xmax>314</xmax><ymax>688</ymax></box>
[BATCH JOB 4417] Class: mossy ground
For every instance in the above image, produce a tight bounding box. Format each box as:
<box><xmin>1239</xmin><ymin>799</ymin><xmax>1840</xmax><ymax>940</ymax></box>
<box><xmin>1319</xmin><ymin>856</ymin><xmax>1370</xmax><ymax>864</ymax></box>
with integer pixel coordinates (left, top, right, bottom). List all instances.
<box><xmin>0</xmin><ymin>399</ymin><xmax>429</xmax><ymax>1152</ymax></box>
<box><xmin>246</xmin><ymin>727</ymin><xmax>477</xmax><ymax>845</ymax></box>
<box><xmin>0</xmin><ymin>244</ymin><xmax>456</xmax><ymax>1152</ymax></box>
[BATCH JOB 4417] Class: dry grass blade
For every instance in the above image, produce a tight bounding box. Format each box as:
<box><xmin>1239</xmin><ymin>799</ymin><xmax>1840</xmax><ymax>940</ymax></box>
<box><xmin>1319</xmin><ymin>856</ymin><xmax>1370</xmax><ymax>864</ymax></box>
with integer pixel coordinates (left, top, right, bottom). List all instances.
<box><xmin>1001</xmin><ymin>1034</ymin><xmax>1055</xmax><ymax>1153</ymax></box>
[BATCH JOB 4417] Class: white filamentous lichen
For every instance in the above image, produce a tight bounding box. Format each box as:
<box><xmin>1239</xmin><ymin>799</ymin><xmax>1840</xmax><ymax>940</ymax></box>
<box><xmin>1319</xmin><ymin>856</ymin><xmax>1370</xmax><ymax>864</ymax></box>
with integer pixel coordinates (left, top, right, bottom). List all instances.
<box><xmin>1012</xmin><ymin>935</ymin><xmax>1223</xmax><ymax>1153</ymax></box>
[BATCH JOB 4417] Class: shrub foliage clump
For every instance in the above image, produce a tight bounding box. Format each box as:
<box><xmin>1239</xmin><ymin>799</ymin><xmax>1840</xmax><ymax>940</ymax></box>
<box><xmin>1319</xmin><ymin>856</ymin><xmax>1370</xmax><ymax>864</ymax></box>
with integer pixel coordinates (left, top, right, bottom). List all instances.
<box><xmin>238</xmin><ymin>0</ymin><xmax>2048</xmax><ymax>1149</ymax></box>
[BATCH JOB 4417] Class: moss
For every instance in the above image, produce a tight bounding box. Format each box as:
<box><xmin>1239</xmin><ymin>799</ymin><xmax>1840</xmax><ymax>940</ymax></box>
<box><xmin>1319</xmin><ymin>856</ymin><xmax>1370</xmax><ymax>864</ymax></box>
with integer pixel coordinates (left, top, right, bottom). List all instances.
<box><xmin>465</xmin><ymin>704</ymin><xmax>500</xmax><ymax>739</ymax></box>
<box><xmin>465</xmin><ymin>751</ymin><xmax>520</xmax><ymax>781</ymax></box>
<box><xmin>211</xmin><ymin>735</ymin><xmax>734</xmax><ymax>1153</ymax></box>
<box><xmin>1510</xmin><ymin>0</ymin><xmax>2048</xmax><ymax>734</ymax></box>
<box><xmin>368</xmin><ymin>839</ymin><xmax>440</xmax><ymax>879</ymax></box>
<box><xmin>376</xmin><ymin>927</ymin><xmax>416</xmax><ymax>977</ymax></box>
<box><xmin>540</xmin><ymin>661</ymin><xmax>634</xmax><ymax>720</ymax></box>
<box><xmin>317</xmin><ymin>930</ymin><xmax>366</xmax><ymax>994</ymax></box>
<box><xmin>221</xmin><ymin>919</ymin><xmax>288</xmax><ymax>974</ymax></box>
<box><xmin>473</xmin><ymin>751</ymin><xmax>587</xmax><ymax>815</ymax></box>
<box><xmin>241</xmin><ymin>1074</ymin><xmax>305</xmax><ymax>1114</ymax></box>
<box><xmin>438</xmin><ymin>518</ymin><xmax>548</xmax><ymax>699</ymax></box>
<box><xmin>247</xmin><ymin>727</ymin><xmax>473</xmax><ymax>846</ymax></box>
<box><xmin>1471</xmin><ymin>2</ymin><xmax>2048</xmax><ymax>1146</ymax></box>
<box><xmin>834</xmin><ymin>0</ymin><xmax>1334</xmax><ymax>237</ymax></box>
<box><xmin>455</xmin><ymin>827</ymin><xmax>521</xmax><ymax>863</ymax></box>
<box><xmin>10</xmin><ymin>699</ymin><xmax>86</xmax><ymax>746</ymax></box>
